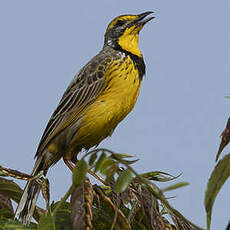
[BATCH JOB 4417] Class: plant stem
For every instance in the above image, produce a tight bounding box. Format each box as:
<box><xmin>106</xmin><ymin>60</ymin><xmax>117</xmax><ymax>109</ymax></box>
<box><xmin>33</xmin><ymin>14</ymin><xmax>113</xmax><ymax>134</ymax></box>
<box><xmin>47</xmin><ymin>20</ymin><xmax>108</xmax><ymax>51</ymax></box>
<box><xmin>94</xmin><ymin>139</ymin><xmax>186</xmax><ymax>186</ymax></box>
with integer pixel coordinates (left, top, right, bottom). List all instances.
<box><xmin>52</xmin><ymin>184</ymin><xmax>73</xmax><ymax>216</ymax></box>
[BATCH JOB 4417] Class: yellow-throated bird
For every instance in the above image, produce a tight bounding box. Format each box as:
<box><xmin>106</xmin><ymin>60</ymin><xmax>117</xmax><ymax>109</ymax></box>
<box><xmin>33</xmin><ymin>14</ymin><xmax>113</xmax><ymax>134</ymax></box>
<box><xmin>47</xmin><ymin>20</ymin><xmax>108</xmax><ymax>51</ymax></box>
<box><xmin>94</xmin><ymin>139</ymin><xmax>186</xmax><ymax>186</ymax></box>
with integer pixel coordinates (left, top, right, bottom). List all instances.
<box><xmin>15</xmin><ymin>11</ymin><xmax>154</xmax><ymax>224</ymax></box>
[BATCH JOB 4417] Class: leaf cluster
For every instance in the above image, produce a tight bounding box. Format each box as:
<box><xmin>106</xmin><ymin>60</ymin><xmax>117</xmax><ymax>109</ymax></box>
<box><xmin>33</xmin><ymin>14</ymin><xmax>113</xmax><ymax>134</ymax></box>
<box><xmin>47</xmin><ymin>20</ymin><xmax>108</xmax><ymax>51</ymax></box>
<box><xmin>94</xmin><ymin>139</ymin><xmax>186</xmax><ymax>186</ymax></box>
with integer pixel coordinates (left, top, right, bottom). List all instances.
<box><xmin>0</xmin><ymin>148</ymin><xmax>202</xmax><ymax>230</ymax></box>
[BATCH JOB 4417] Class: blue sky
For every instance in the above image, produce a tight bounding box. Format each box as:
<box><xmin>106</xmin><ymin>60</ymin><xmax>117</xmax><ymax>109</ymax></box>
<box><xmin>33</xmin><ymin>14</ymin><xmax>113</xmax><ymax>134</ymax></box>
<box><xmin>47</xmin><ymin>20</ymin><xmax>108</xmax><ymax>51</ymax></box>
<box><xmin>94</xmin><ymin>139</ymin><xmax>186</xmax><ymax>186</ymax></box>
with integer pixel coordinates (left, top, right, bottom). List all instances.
<box><xmin>0</xmin><ymin>1</ymin><xmax>229</xmax><ymax>229</ymax></box>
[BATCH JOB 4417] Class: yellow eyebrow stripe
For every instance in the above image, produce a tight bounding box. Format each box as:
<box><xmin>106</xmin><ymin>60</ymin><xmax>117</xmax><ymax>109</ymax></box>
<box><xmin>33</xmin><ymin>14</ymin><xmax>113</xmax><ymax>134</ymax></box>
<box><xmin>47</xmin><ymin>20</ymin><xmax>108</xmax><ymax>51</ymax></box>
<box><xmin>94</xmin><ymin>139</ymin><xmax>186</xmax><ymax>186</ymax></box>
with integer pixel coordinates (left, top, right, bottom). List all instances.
<box><xmin>107</xmin><ymin>15</ymin><xmax>138</xmax><ymax>31</ymax></box>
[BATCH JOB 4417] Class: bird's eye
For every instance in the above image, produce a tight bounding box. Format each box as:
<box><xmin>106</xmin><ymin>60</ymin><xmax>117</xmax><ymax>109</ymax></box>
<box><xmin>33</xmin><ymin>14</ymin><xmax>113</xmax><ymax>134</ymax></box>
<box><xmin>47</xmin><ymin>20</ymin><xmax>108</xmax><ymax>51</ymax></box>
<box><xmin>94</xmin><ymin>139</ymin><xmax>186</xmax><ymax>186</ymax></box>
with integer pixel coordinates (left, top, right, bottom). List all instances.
<box><xmin>116</xmin><ymin>20</ymin><xmax>126</xmax><ymax>27</ymax></box>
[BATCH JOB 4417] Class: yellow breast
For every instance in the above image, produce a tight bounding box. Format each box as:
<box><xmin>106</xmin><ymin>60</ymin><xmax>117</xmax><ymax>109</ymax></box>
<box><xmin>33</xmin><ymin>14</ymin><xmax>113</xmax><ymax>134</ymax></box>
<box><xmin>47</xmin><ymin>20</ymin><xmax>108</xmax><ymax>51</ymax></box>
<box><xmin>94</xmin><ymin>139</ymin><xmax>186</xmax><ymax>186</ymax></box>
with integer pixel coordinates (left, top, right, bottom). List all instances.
<box><xmin>74</xmin><ymin>55</ymin><xmax>141</xmax><ymax>148</ymax></box>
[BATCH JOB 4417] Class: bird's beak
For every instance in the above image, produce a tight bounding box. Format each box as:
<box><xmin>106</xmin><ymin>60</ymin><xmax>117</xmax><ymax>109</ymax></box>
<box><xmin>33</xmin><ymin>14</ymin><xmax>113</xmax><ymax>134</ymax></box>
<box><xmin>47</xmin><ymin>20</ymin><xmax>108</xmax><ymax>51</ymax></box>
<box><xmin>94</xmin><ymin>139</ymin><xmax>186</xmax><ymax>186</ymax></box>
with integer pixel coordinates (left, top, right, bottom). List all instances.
<box><xmin>134</xmin><ymin>11</ymin><xmax>155</xmax><ymax>27</ymax></box>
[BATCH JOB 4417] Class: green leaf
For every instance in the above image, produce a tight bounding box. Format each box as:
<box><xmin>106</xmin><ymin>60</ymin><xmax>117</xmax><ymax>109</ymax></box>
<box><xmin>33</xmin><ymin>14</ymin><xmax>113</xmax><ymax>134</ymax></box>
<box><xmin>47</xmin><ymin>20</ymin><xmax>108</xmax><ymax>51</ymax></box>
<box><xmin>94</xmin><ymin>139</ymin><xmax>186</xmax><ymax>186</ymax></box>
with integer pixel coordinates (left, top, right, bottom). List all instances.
<box><xmin>54</xmin><ymin>206</ymin><xmax>72</xmax><ymax>230</ymax></box>
<box><xmin>89</xmin><ymin>153</ymin><xmax>97</xmax><ymax>166</ymax></box>
<box><xmin>105</xmin><ymin>165</ymin><xmax>118</xmax><ymax>183</ymax></box>
<box><xmin>162</xmin><ymin>182</ymin><xmax>189</xmax><ymax>192</ymax></box>
<box><xmin>140</xmin><ymin>171</ymin><xmax>181</xmax><ymax>182</ymax></box>
<box><xmin>205</xmin><ymin>153</ymin><xmax>230</xmax><ymax>230</ymax></box>
<box><xmin>100</xmin><ymin>158</ymin><xmax>114</xmax><ymax>175</ymax></box>
<box><xmin>94</xmin><ymin>152</ymin><xmax>106</xmax><ymax>173</ymax></box>
<box><xmin>114</xmin><ymin>170</ymin><xmax>133</xmax><ymax>193</ymax></box>
<box><xmin>111</xmin><ymin>153</ymin><xmax>134</xmax><ymax>159</ymax></box>
<box><xmin>111</xmin><ymin>153</ymin><xmax>139</xmax><ymax>165</ymax></box>
<box><xmin>38</xmin><ymin>212</ymin><xmax>55</xmax><ymax>230</ymax></box>
<box><xmin>0</xmin><ymin>217</ymin><xmax>37</xmax><ymax>229</ymax></box>
<box><xmin>50</xmin><ymin>201</ymin><xmax>72</xmax><ymax>230</ymax></box>
<box><xmin>72</xmin><ymin>159</ymin><xmax>88</xmax><ymax>186</ymax></box>
<box><xmin>0</xmin><ymin>178</ymin><xmax>23</xmax><ymax>203</ymax></box>
<box><xmin>121</xmin><ymin>159</ymin><xmax>139</xmax><ymax>165</ymax></box>
<box><xmin>0</xmin><ymin>209</ymin><xmax>13</xmax><ymax>219</ymax></box>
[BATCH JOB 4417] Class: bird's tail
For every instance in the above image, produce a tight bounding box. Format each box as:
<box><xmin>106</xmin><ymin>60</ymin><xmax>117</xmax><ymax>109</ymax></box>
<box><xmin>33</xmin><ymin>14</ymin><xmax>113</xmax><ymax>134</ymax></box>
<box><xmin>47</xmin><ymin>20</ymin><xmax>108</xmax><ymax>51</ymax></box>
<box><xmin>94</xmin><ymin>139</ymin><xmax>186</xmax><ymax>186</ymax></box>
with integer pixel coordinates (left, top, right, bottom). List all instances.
<box><xmin>15</xmin><ymin>155</ymin><xmax>47</xmax><ymax>225</ymax></box>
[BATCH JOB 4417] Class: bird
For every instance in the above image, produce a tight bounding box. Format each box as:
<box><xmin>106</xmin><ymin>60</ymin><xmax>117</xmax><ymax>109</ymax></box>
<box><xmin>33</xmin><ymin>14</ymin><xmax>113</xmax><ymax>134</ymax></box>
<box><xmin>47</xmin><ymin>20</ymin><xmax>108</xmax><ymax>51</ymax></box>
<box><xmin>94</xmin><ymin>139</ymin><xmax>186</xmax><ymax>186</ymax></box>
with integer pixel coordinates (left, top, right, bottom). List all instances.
<box><xmin>15</xmin><ymin>11</ymin><xmax>154</xmax><ymax>224</ymax></box>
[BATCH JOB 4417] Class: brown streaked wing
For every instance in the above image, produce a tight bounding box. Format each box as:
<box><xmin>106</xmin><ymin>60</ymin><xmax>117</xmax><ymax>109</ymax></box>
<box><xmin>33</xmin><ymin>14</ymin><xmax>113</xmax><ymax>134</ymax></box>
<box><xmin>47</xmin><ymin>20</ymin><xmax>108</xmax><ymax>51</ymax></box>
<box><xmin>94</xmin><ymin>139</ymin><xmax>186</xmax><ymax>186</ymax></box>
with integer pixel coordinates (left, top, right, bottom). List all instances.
<box><xmin>35</xmin><ymin>57</ymin><xmax>110</xmax><ymax>158</ymax></box>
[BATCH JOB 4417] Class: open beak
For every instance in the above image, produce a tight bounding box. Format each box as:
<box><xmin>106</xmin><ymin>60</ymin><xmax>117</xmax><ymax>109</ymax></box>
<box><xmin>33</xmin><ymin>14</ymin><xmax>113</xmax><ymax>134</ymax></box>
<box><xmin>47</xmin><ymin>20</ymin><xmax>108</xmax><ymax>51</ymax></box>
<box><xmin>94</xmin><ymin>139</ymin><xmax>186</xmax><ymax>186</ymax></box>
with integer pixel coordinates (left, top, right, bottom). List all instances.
<box><xmin>134</xmin><ymin>11</ymin><xmax>155</xmax><ymax>27</ymax></box>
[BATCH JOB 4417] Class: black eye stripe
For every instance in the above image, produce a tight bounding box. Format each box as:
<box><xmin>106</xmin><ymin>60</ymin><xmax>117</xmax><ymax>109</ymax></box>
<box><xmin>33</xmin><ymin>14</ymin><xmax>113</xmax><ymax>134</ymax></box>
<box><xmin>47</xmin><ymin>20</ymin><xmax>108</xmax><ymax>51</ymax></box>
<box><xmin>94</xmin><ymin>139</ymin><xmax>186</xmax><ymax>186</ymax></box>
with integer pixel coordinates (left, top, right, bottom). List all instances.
<box><xmin>116</xmin><ymin>20</ymin><xmax>127</xmax><ymax>27</ymax></box>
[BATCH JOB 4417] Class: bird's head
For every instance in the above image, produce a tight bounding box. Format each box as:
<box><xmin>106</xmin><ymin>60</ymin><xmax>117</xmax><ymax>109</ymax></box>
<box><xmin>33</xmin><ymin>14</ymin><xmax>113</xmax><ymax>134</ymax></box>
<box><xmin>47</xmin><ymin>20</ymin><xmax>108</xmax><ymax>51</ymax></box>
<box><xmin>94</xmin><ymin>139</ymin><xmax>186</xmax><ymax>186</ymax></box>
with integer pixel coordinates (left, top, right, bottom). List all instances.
<box><xmin>104</xmin><ymin>11</ymin><xmax>154</xmax><ymax>57</ymax></box>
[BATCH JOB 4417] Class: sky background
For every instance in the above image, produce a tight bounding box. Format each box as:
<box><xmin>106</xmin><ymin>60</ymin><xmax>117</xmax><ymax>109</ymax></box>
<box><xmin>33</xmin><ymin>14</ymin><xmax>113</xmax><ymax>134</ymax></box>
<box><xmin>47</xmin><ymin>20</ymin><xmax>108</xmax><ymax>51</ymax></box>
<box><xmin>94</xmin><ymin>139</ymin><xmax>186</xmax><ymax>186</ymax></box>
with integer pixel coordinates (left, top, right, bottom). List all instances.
<box><xmin>0</xmin><ymin>1</ymin><xmax>229</xmax><ymax>229</ymax></box>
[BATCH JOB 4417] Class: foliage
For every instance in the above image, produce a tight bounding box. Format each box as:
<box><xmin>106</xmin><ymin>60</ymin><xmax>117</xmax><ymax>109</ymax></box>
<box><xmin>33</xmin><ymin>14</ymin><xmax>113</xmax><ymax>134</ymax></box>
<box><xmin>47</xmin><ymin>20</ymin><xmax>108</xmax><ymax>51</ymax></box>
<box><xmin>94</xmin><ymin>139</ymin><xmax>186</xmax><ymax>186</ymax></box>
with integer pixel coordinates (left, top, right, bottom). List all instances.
<box><xmin>0</xmin><ymin>148</ymin><xmax>203</xmax><ymax>230</ymax></box>
<box><xmin>205</xmin><ymin>116</ymin><xmax>230</xmax><ymax>230</ymax></box>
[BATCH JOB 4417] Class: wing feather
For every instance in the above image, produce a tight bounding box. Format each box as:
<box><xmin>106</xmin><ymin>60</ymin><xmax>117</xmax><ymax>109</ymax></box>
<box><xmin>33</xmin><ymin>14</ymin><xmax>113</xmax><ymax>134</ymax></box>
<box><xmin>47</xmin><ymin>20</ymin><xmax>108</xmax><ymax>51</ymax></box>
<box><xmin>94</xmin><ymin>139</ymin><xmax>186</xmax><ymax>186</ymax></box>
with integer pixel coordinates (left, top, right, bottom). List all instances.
<box><xmin>35</xmin><ymin>54</ymin><xmax>113</xmax><ymax>157</ymax></box>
